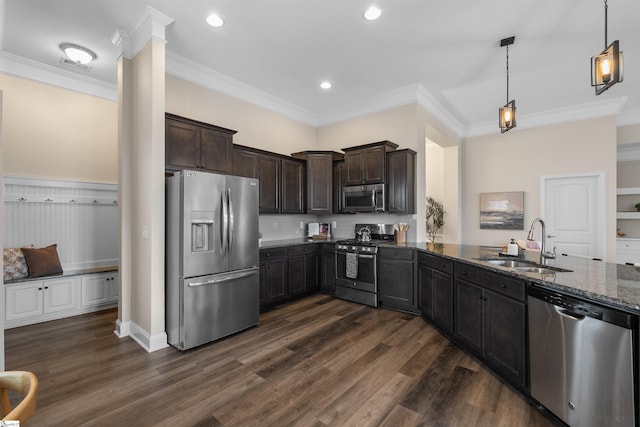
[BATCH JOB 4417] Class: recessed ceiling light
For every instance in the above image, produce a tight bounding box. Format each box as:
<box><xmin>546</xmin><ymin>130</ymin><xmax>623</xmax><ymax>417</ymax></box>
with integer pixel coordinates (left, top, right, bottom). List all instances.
<box><xmin>364</xmin><ymin>6</ymin><xmax>382</xmax><ymax>21</ymax></box>
<box><xmin>60</xmin><ymin>43</ymin><xmax>96</xmax><ymax>65</ymax></box>
<box><xmin>320</xmin><ymin>81</ymin><xmax>332</xmax><ymax>89</ymax></box>
<box><xmin>206</xmin><ymin>13</ymin><xmax>224</xmax><ymax>27</ymax></box>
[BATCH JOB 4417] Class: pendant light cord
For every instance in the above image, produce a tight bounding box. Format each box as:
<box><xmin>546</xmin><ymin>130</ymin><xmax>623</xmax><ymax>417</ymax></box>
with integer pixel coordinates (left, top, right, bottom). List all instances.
<box><xmin>506</xmin><ymin>44</ymin><xmax>510</xmax><ymax>104</ymax></box>
<box><xmin>604</xmin><ymin>0</ymin><xmax>608</xmax><ymax>48</ymax></box>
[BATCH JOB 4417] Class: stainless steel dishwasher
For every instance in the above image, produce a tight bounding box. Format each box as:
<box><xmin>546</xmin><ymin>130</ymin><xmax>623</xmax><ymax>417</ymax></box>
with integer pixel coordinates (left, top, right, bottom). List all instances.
<box><xmin>528</xmin><ymin>286</ymin><xmax>637</xmax><ymax>427</ymax></box>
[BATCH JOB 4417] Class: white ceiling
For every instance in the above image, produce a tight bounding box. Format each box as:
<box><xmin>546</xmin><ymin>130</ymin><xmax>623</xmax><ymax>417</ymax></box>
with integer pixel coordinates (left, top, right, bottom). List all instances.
<box><xmin>2</xmin><ymin>0</ymin><xmax>639</xmax><ymax>136</ymax></box>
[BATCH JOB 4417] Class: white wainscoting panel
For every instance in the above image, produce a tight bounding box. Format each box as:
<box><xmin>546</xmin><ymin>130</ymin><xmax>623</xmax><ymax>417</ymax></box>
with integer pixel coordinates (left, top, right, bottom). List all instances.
<box><xmin>3</xmin><ymin>176</ymin><xmax>118</xmax><ymax>270</ymax></box>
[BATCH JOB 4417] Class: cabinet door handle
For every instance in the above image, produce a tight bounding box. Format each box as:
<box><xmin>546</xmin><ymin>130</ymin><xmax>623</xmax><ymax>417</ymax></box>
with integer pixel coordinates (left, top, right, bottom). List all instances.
<box><xmin>501</xmin><ymin>283</ymin><xmax>507</xmax><ymax>288</ymax></box>
<box><xmin>38</xmin><ymin>287</ymin><xmax>43</xmax><ymax>291</ymax></box>
<box><xmin>45</xmin><ymin>286</ymin><xmax>49</xmax><ymax>290</ymax></box>
<box><xmin>266</xmin><ymin>253</ymin><xmax>270</xmax><ymax>257</ymax></box>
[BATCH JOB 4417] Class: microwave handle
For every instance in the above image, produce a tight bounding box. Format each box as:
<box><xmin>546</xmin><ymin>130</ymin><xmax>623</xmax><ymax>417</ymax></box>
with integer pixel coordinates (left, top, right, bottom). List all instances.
<box><xmin>371</xmin><ymin>189</ymin><xmax>376</xmax><ymax>207</ymax></box>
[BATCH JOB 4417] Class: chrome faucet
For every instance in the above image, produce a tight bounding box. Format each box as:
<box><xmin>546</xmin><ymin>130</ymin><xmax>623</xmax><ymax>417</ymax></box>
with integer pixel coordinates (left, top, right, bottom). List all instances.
<box><xmin>527</xmin><ymin>217</ymin><xmax>556</xmax><ymax>265</ymax></box>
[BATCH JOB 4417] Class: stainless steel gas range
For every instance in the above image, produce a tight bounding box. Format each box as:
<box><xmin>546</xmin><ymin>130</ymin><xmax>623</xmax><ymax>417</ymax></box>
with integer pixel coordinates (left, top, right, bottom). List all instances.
<box><xmin>334</xmin><ymin>224</ymin><xmax>396</xmax><ymax>307</ymax></box>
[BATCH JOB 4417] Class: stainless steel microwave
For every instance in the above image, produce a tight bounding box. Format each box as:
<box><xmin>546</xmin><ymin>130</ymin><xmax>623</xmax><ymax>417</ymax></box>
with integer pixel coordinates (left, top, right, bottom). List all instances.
<box><xmin>343</xmin><ymin>184</ymin><xmax>385</xmax><ymax>212</ymax></box>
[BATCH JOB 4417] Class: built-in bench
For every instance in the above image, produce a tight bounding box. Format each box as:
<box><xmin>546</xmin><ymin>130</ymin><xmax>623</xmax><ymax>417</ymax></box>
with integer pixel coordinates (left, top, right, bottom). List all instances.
<box><xmin>4</xmin><ymin>266</ymin><xmax>118</xmax><ymax>329</ymax></box>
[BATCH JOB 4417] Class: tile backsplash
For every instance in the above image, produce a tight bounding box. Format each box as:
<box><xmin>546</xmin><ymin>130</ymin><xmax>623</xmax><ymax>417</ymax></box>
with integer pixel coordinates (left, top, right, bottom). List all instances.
<box><xmin>259</xmin><ymin>213</ymin><xmax>417</xmax><ymax>241</ymax></box>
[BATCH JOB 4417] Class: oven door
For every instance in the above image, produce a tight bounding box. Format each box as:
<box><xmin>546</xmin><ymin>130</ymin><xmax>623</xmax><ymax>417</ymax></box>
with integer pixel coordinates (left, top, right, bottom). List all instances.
<box><xmin>335</xmin><ymin>251</ymin><xmax>377</xmax><ymax>293</ymax></box>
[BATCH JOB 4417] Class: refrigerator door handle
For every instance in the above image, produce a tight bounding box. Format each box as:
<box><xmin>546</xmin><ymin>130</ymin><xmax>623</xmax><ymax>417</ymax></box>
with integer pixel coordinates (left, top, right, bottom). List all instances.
<box><xmin>221</xmin><ymin>190</ymin><xmax>229</xmax><ymax>255</ymax></box>
<box><xmin>228</xmin><ymin>188</ymin><xmax>234</xmax><ymax>253</ymax></box>
<box><xmin>187</xmin><ymin>268</ymin><xmax>259</xmax><ymax>287</ymax></box>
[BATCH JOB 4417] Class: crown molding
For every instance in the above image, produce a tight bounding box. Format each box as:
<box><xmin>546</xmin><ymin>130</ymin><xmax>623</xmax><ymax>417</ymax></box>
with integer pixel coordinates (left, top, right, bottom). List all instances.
<box><xmin>314</xmin><ymin>84</ymin><xmax>418</xmax><ymax>127</ymax></box>
<box><xmin>165</xmin><ymin>50</ymin><xmax>318</xmax><ymax>126</ymax></box>
<box><xmin>0</xmin><ymin>50</ymin><xmax>117</xmax><ymax>101</ymax></box>
<box><xmin>463</xmin><ymin>97</ymin><xmax>629</xmax><ymax>138</ymax></box>
<box><xmin>129</xmin><ymin>6</ymin><xmax>174</xmax><ymax>58</ymax></box>
<box><xmin>415</xmin><ymin>85</ymin><xmax>465</xmax><ymax>138</ymax></box>
<box><xmin>2</xmin><ymin>43</ymin><xmax>637</xmax><ymax>139</ymax></box>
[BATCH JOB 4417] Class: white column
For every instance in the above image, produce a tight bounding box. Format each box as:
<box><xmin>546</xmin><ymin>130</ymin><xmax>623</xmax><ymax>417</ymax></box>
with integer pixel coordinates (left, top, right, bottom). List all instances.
<box><xmin>112</xmin><ymin>7</ymin><xmax>173</xmax><ymax>352</ymax></box>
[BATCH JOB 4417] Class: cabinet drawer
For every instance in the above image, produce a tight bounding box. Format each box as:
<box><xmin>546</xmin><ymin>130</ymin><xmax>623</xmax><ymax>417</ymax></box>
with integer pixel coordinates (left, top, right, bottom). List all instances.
<box><xmin>483</xmin><ymin>272</ymin><xmax>525</xmax><ymax>301</ymax></box>
<box><xmin>418</xmin><ymin>252</ymin><xmax>453</xmax><ymax>275</ymax></box>
<box><xmin>260</xmin><ymin>247</ymin><xmax>288</xmax><ymax>260</ymax></box>
<box><xmin>288</xmin><ymin>244</ymin><xmax>319</xmax><ymax>257</ymax></box>
<box><xmin>454</xmin><ymin>262</ymin><xmax>489</xmax><ymax>284</ymax></box>
<box><xmin>617</xmin><ymin>239</ymin><xmax>640</xmax><ymax>251</ymax></box>
<box><xmin>379</xmin><ymin>247</ymin><xmax>414</xmax><ymax>261</ymax></box>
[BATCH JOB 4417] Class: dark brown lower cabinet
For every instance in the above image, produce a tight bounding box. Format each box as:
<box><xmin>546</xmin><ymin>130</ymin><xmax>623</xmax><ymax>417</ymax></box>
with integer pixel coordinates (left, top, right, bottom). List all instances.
<box><xmin>259</xmin><ymin>248</ymin><xmax>288</xmax><ymax>308</ymax></box>
<box><xmin>288</xmin><ymin>244</ymin><xmax>319</xmax><ymax>297</ymax></box>
<box><xmin>378</xmin><ymin>247</ymin><xmax>418</xmax><ymax>313</ymax></box>
<box><xmin>418</xmin><ymin>265</ymin><xmax>453</xmax><ymax>335</ymax></box>
<box><xmin>453</xmin><ymin>266</ymin><xmax>527</xmax><ymax>390</ymax></box>
<box><xmin>321</xmin><ymin>244</ymin><xmax>336</xmax><ymax>294</ymax></box>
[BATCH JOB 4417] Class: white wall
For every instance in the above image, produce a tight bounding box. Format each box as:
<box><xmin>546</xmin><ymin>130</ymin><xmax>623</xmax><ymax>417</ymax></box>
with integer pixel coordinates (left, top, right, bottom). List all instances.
<box><xmin>165</xmin><ymin>74</ymin><xmax>317</xmax><ymax>156</ymax></box>
<box><xmin>461</xmin><ymin>116</ymin><xmax>617</xmax><ymax>260</ymax></box>
<box><xmin>0</xmin><ymin>74</ymin><xmax>117</xmax><ymax>183</ymax></box>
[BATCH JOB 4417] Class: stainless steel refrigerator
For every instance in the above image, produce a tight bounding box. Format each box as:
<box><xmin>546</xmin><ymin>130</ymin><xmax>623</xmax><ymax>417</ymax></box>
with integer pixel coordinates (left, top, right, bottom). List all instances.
<box><xmin>166</xmin><ymin>170</ymin><xmax>260</xmax><ymax>350</ymax></box>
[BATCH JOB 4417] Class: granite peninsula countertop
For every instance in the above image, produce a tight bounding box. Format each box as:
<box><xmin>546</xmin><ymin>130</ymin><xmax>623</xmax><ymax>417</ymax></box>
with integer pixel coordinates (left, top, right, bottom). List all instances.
<box><xmin>394</xmin><ymin>242</ymin><xmax>640</xmax><ymax>314</ymax></box>
<box><xmin>259</xmin><ymin>238</ymin><xmax>640</xmax><ymax>313</ymax></box>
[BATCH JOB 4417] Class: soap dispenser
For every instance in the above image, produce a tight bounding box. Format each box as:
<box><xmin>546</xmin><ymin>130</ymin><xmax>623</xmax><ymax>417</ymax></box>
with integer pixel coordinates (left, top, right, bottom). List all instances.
<box><xmin>507</xmin><ymin>238</ymin><xmax>519</xmax><ymax>256</ymax></box>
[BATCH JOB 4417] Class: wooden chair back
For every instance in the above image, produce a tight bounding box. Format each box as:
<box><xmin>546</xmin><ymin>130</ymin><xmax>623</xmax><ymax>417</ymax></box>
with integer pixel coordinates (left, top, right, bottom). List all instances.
<box><xmin>0</xmin><ymin>371</ymin><xmax>38</xmax><ymax>424</ymax></box>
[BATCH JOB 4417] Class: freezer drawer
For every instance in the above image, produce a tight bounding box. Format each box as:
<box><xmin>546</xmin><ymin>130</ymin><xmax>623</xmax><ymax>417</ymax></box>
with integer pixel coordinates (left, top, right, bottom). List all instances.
<box><xmin>168</xmin><ymin>267</ymin><xmax>259</xmax><ymax>350</ymax></box>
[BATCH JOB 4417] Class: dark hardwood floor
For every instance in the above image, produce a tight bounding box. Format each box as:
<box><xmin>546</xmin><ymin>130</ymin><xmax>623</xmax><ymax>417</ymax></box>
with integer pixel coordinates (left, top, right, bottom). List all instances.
<box><xmin>5</xmin><ymin>294</ymin><xmax>554</xmax><ymax>426</ymax></box>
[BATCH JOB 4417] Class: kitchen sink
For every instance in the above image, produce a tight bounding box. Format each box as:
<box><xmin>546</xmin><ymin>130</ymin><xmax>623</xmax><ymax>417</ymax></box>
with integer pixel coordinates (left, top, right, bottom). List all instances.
<box><xmin>474</xmin><ymin>258</ymin><xmax>572</xmax><ymax>273</ymax></box>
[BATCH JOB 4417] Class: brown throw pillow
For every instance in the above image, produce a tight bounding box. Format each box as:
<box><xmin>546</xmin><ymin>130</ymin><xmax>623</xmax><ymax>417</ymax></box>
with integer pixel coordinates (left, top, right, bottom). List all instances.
<box><xmin>22</xmin><ymin>244</ymin><xmax>63</xmax><ymax>278</ymax></box>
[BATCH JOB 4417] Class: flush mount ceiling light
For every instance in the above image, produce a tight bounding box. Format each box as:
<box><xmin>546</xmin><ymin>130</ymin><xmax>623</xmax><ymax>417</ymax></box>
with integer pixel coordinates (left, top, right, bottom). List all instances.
<box><xmin>364</xmin><ymin>6</ymin><xmax>382</xmax><ymax>21</ymax></box>
<box><xmin>60</xmin><ymin>43</ymin><xmax>96</xmax><ymax>65</ymax></box>
<box><xmin>498</xmin><ymin>36</ymin><xmax>516</xmax><ymax>134</ymax></box>
<box><xmin>591</xmin><ymin>0</ymin><xmax>623</xmax><ymax>95</ymax></box>
<box><xmin>320</xmin><ymin>81</ymin><xmax>332</xmax><ymax>89</ymax></box>
<box><xmin>206</xmin><ymin>13</ymin><xmax>224</xmax><ymax>27</ymax></box>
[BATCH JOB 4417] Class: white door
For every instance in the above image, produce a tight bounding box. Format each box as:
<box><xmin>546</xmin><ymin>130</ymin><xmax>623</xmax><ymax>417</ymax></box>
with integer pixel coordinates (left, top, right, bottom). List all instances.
<box><xmin>542</xmin><ymin>174</ymin><xmax>604</xmax><ymax>259</ymax></box>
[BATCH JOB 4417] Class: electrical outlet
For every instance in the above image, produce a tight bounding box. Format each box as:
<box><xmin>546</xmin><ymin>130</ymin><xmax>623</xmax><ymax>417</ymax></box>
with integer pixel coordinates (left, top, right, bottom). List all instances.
<box><xmin>300</xmin><ymin>221</ymin><xmax>305</xmax><ymax>229</ymax></box>
<box><xmin>332</xmin><ymin>221</ymin><xmax>337</xmax><ymax>228</ymax></box>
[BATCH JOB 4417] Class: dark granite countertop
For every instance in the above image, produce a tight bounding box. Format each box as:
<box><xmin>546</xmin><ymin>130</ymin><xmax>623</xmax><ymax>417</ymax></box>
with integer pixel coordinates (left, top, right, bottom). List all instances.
<box><xmin>259</xmin><ymin>238</ymin><xmax>340</xmax><ymax>249</ymax></box>
<box><xmin>259</xmin><ymin>239</ymin><xmax>640</xmax><ymax>313</ymax></box>
<box><xmin>393</xmin><ymin>242</ymin><xmax>640</xmax><ymax>314</ymax></box>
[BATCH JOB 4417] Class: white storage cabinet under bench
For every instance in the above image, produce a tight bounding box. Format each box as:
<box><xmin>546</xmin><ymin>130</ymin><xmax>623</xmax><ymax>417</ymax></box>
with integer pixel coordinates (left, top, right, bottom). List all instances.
<box><xmin>4</xmin><ymin>267</ymin><xmax>118</xmax><ymax>329</ymax></box>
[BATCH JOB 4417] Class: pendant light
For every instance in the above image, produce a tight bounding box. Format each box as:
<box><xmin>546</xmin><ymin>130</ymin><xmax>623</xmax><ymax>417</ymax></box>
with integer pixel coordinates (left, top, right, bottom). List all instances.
<box><xmin>591</xmin><ymin>0</ymin><xmax>623</xmax><ymax>95</ymax></box>
<box><xmin>499</xmin><ymin>36</ymin><xmax>516</xmax><ymax>133</ymax></box>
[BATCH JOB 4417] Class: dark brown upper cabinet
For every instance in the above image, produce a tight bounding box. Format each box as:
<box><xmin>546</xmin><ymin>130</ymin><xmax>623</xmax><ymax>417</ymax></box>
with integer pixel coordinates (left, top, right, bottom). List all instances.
<box><xmin>233</xmin><ymin>145</ymin><xmax>304</xmax><ymax>214</ymax></box>
<box><xmin>342</xmin><ymin>141</ymin><xmax>398</xmax><ymax>186</ymax></box>
<box><xmin>165</xmin><ymin>113</ymin><xmax>236</xmax><ymax>174</ymax></box>
<box><xmin>281</xmin><ymin>158</ymin><xmax>305</xmax><ymax>214</ymax></box>
<box><xmin>291</xmin><ymin>151</ymin><xmax>344</xmax><ymax>214</ymax></box>
<box><xmin>387</xmin><ymin>149</ymin><xmax>416</xmax><ymax>214</ymax></box>
<box><xmin>333</xmin><ymin>159</ymin><xmax>346</xmax><ymax>214</ymax></box>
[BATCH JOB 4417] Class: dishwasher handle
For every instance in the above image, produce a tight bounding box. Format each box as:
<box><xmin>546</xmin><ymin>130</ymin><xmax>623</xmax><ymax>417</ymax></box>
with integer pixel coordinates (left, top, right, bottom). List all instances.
<box><xmin>554</xmin><ymin>306</ymin><xmax>585</xmax><ymax>321</ymax></box>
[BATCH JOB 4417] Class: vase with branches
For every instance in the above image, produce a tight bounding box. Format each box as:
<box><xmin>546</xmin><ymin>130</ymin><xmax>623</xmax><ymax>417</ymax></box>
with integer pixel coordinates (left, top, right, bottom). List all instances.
<box><xmin>426</xmin><ymin>196</ymin><xmax>445</xmax><ymax>243</ymax></box>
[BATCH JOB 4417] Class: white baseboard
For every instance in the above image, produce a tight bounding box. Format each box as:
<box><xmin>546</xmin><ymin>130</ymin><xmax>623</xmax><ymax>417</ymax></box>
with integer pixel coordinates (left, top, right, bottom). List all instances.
<box><xmin>113</xmin><ymin>319</ymin><xmax>131</xmax><ymax>338</ymax></box>
<box><xmin>129</xmin><ymin>321</ymin><xmax>169</xmax><ymax>353</ymax></box>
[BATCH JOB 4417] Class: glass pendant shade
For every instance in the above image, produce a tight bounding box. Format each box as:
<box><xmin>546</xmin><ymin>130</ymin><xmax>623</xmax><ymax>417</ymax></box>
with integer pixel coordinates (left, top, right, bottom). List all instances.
<box><xmin>591</xmin><ymin>40</ymin><xmax>623</xmax><ymax>95</ymax></box>
<box><xmin>499</xmin><ymin>100</ymin><xmax>516</xmax><ymax>133</ymax></box>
